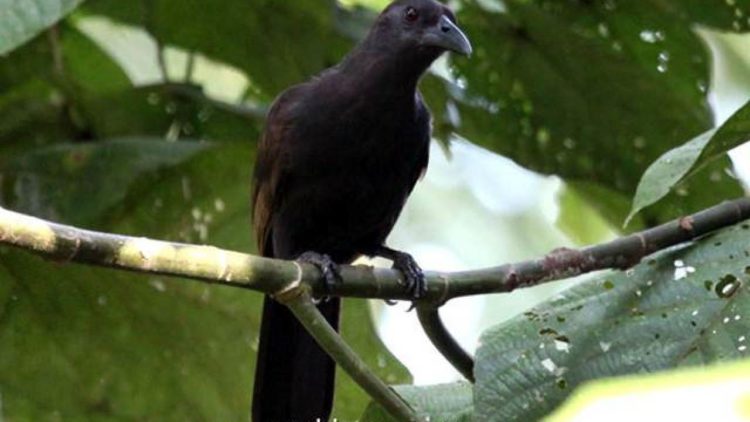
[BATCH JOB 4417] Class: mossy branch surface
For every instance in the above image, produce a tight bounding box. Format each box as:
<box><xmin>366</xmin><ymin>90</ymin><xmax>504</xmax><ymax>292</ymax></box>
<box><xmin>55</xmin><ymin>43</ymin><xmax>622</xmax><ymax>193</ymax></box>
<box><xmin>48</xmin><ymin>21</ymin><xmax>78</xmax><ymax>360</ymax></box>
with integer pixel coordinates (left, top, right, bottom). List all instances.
<box><xmin>2</xmin><ymin>199</ymin><xmax>749</xmax><ymax>302</ymax></box>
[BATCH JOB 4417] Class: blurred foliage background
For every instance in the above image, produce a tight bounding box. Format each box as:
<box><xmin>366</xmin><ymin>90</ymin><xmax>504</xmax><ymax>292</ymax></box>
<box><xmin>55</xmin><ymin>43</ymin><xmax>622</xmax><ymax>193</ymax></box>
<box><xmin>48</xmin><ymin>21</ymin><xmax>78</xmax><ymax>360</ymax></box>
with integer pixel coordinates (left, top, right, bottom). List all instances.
<box><xmin>1</xmin><ymin>0</ymin><xmax>750</xmax><ymax>420</ymax></box>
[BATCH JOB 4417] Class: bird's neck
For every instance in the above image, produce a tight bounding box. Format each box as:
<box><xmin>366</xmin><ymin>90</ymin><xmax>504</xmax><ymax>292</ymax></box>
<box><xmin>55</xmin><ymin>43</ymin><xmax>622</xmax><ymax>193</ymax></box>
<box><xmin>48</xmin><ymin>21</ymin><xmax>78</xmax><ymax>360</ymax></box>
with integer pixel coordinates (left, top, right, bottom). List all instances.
<box><xmin>337</xmin><ymin>42</ymin><xmax>433</xmax><ymax>99</ymax></box>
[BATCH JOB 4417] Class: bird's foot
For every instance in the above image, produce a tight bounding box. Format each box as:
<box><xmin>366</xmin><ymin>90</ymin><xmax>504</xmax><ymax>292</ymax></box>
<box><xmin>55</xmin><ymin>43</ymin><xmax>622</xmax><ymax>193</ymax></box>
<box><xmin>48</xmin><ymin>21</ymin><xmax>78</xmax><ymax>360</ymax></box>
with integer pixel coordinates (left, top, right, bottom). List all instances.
<box><xmin>297</xmin><ymin>251</ymin><xmax>342</xmax><ymax>294</ymax></box>
<box><xmin>373</xmin><ymin>246</ymin><xmax>426</xmax><ymax>299</ymax></box>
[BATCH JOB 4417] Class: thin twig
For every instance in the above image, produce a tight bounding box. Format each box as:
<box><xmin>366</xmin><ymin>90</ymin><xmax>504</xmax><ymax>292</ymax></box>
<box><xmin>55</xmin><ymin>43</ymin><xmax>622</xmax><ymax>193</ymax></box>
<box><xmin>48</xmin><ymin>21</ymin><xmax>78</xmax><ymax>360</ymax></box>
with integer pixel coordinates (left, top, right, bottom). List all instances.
<box><xmin>145</xmin><ymin>1</ymin><xmax>169</xmax><ymax>83</ymax></box>
<box><xmin>47</xmin><ymin>25</ymin><xmax>65</xmax><ymax>78</ymax></box>
<box><xmin>156</xmin><ymin>41</ymin><xmax>170</xmax><ymax>82</ymax></box>
<box><xmin>281</xmin><ymin>285</ymin><xmax>419</xmax><ymax>422</ymax></box>
<box><xmin>184</xmin><ymin>51</ymin><xmax>196</xmax><ymax>82</ymax></box>
<box><xmin>416</xmin><ymin>306</ymin><xmax>474</xmax><ymax>382</ymax></box>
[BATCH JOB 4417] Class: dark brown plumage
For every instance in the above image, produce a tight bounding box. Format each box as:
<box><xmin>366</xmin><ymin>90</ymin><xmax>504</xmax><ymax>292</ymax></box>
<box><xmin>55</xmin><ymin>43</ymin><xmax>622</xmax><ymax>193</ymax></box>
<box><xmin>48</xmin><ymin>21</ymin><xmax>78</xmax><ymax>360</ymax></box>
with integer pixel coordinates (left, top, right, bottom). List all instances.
<box><xmin>251</xmin><ymin>1</ymin><xmax>471</xmax><ymax>420</ymax></box>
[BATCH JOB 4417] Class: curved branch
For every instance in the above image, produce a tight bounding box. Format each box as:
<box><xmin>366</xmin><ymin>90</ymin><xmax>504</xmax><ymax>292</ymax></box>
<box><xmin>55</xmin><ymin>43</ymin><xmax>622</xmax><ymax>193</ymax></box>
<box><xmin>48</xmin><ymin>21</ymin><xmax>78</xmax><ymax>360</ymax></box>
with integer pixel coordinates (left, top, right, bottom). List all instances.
<box><xmin>1</xmin><ymin>198</ymin><xmax>750</xmax><ymax>303</ymax></box>
<box><xmin>416</xmin><ymin>306</ymin><xmax>475</xmax><ymax>382</ymax></box>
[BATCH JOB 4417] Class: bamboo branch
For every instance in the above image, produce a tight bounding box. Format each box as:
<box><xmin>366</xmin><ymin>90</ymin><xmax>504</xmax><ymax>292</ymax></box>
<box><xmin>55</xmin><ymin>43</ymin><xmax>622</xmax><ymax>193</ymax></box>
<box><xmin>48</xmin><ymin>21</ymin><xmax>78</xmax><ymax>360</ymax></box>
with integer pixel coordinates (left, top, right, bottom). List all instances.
<box><xmin>5</xmin><ymin>199</ymin><xmax>750</xmax><ymax>388</ymax></box>
<box><xmin>1</xmin><ymin>198</ymin><xmax>750</xmax><ymax>303</ymax></box>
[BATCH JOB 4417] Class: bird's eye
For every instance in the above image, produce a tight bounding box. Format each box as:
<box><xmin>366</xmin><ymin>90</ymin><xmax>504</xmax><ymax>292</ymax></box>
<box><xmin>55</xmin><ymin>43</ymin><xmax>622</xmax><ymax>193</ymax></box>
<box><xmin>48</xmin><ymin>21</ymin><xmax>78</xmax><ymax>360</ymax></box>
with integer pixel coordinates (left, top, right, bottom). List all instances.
<box><xmin>404</xmin><ymin>7</ymin><xmax>419</xmax><ymax>23</ymax></box>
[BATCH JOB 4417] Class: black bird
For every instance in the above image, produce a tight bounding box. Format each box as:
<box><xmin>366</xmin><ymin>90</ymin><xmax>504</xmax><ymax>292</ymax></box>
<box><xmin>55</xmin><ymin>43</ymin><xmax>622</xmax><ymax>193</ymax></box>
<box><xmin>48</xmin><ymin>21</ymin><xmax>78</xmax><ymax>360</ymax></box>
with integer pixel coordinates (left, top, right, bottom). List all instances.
<box><xmin>251</xmin><ymin>1</ymin><xmax>471</xmax><ymax>420</ymax></box>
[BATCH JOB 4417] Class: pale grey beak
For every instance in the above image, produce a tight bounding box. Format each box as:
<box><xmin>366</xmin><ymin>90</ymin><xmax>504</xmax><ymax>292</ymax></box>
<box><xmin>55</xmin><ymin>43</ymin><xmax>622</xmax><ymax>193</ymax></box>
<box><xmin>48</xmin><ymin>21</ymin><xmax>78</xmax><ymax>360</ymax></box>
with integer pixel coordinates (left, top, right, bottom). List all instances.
<box><xmin>421</xmin><ymin>15</ymin><xmax>473</xmax><ymax>56</ymax></box>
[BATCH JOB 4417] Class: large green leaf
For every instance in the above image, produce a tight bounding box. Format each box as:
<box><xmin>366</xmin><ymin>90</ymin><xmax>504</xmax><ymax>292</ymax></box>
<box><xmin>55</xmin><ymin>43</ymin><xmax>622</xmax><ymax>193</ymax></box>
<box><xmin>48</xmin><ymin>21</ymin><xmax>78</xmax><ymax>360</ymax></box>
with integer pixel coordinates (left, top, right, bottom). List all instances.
<box><xmin>453</xmin><ymin>1</ymin><xmax>710</xmax><ymax>182</ymax></box>
<box><xmin>0</xmin><ymin>22</ymin><xmax>130</xmax><ymax>94</ymax></box>
<box><xmin>60</xmin><ymin>23</ymin><xmax>132</xmax><ymax>94</ymax></box>
<box><xmin>0</xmin><ymin>80</ymin><xmax>76</xmax><ymax>154</ymax></box>
<box><xmin>0</xmin><ymin>22</ymin><xmax>260</xmax><ymax>152</ymax></box>
<box><xmin>0</xmin><ymin>23</ymin><xmax>133</xmax><ymax>152</ymax></box>
<box><xmin>0</xmin><ymin>250</ymin><xmax>256</xmax><ymax>420</ymax></box>
<box><xmin>671</xmin><ymin>0</ymin><xmax>750</xmax><ymax>31</ymax></box>
<box><xmin>1</xmin><ymin>138</ymin><xmax>209</xmax><ymax>227</ymax></box>
<box><xmin>82</xmin><ymin>0</ymin><xmax>352</xmax><ymax>97</ymax></box>
<box><xmin>547</xmin><ymin>357</ymin><xmax>750</xmax><ymax>421</ymax></box>
<box><xmin>0</xmin><ymin>0</ymin><xmax>85</xmax><ymax>55</ymax></box>
<box><xmin>628</xmin><ymin>100</ymin><xmax>750</xmax><ymax>223</ymax></box>
<box><xmin>1</xmin><ymin>24</ymin><xmax>258</xmax><ymax>147</ymax></box>
<box><xmin>445</xmin><ymin>0</ymin><xmax>746</xmax><ymax>226</ymax></box>
<box><xmin>74</xmin><ymin>84</ymin><xmax>263</xmax><ymax>144</ymax></box>
<box><xmin>474</xmin><ymin>220</ymin><xmax>750</xmax><ymax>421</ymax></box>
<box><xmin>0</xmin><ymin>140</ymin><xmax>259</xmax><ymax>419</ymax></box>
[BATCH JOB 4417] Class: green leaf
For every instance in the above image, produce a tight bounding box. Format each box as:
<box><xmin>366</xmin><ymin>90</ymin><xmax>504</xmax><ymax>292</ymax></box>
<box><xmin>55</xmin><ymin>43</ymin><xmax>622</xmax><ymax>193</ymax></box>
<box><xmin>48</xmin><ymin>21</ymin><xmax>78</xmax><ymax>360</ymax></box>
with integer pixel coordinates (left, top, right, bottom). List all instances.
<box><xmin>0</xmin><ymin>22</ymin><xmax>134</xmax><ymax>154</ymax></box>
<box><xmin>360</xmin><ymin>382</ymin><xmax>473</xmax><ymax>422</ymax></box>
<box><xmin>76</xmin><ymin>84</ymin><xmax>263</xmax><ymax>143</ymax></box>
<box><xmin>626</xmin><ymin>131</ymin><xmax>714</xmax><ymax>226</ymax></box>
<box><xmin>61</xmin><ymin>23</ymin><xmax>132</xmax><ymax>94</ymax></box>
<box><xmin>547</xmin><ymin>358</ymin><xmax>750</xmax><ymax>421</ymax></box>
<box><xmin>1</xmin><ymin>138</ymin><xmax>210</xmax><ymax>227</ymax></box>
<box><xmin>0</xmin><ymin>22</ymin><xmax>130</xmax><ymax>93</ymax></box>
<box><xmin>474</xmin><ymin>219</ymin><xmax>750</xmax><ymax>421</ymax></box>
<box><xmin>0</xmin><ymin>249</ymin><xmax>260</xmax><ymax>420</ymax></box>
<box><xmin>701</xmin><ymin>100</ymin><xmax>750</xmax><ymax>160</ymax></box>
<box><xmin>0</xmin><ymin>79</ymin><xmax>75</xmax><ymax>151</ymax></box>
<box><xmin>627</xmin><ymin>100</ymin><xmax>750</xmax><ymax>224</ymax></box>
<box><xmin>454</xmin><ymin>0</ymin><xmax>711</xmax><ymax>181</ymax></box>
<box><xmin>0</xmin><ymin>141</ymin><xmax>260</xmax><ymax>420</ymax></box>
<box><xmin>447</xmin><ymin>0</ymin><xmax>746</xmax><ymax>226</ymax></box>
<box><xmin>0</xmin><ymin>0</ymin><xmax>85</xmax><ymax>55</ymax></box>
<box><xmin>668</xmin><ymin>0</ymin><xmax>750</xmax><ymax>31</ymax></box>
<box><xmin>82</xmin><ymin>0</ymin><xmax>352</xmax><ymax>97</ymax></box>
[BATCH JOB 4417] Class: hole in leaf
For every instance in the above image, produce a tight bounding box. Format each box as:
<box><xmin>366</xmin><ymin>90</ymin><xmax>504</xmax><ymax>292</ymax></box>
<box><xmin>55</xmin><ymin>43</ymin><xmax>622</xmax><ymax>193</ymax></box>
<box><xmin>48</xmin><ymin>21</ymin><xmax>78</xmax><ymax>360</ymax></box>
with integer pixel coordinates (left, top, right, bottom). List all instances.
<box><xmin>539</xmin><ymin>328</ymin><xmax>559</xmax><ymax>336</ymax></box>
<box><xmin>716</xmin><ymin>274</ymin><xmax>741</xmax><ymax>298</ymax></box>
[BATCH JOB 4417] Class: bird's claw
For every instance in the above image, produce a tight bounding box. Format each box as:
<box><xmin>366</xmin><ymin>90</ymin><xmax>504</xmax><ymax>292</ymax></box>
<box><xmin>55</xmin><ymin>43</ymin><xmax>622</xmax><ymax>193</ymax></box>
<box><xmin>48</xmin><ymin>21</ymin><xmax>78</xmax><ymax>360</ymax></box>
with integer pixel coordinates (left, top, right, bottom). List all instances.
<box><xmin>297</xmin><ymin>251</ymin><xmax>342</xmax><ymax>293</ymax></box>
<box><xmin>390</xmin><ymin>251</ymin><xmax>426</xmax><ymax>300</ymax></box>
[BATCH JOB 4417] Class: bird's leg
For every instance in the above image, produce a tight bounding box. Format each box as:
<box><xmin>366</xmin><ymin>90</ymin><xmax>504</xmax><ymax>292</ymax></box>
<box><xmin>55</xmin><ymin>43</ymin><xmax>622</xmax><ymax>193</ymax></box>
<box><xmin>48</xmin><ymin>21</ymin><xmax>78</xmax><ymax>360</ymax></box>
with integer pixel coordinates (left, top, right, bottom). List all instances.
<box><xmin>297</xmin><ymin>251</ymin><xmax>342</xmax><ymax>293</ymax></box>
<box><xmin>371</xmin><ymin>246</ymin><xmax>426</xmax><ymax>299</ymax></box>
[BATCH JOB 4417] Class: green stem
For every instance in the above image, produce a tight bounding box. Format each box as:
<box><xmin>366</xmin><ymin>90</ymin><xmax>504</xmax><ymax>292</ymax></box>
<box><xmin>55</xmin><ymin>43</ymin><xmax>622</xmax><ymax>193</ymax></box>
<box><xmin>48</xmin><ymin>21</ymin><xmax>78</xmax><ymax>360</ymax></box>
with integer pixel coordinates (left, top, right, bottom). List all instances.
<box><xmin>281</xmin><ymin>286</ymin><xmax>419</xmax><ymax>422</ymax></box>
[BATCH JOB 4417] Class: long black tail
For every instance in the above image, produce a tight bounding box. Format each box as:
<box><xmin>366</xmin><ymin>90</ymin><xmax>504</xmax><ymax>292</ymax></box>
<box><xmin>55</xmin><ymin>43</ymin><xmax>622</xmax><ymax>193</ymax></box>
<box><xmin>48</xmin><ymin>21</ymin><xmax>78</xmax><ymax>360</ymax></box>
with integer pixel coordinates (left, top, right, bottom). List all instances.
<box><xmin>252</xmin><ymin>295</ymin><xmax>340</xmax><ymax>421</ymax></box>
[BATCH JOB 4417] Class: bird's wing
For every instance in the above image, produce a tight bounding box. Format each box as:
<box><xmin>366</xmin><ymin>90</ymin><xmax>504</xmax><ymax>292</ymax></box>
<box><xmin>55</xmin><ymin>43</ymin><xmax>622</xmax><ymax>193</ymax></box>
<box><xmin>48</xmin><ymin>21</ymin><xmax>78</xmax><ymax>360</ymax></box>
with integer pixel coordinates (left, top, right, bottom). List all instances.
<box><xmin>251</xmin><ymin>85</ymin><xmax>306</xmax><ymax>257</ymax></box>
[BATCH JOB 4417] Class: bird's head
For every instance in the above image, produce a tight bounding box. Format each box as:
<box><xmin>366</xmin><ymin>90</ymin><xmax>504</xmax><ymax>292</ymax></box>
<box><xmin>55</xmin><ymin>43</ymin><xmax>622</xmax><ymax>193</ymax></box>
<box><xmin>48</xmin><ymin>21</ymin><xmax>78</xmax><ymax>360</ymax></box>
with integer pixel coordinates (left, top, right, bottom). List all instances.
<box><xmin>373</xmin><ymin>0</ymin><xmax>472</xmax><ymax>59</ymax></box>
